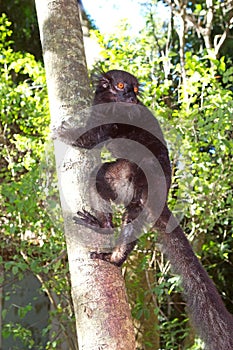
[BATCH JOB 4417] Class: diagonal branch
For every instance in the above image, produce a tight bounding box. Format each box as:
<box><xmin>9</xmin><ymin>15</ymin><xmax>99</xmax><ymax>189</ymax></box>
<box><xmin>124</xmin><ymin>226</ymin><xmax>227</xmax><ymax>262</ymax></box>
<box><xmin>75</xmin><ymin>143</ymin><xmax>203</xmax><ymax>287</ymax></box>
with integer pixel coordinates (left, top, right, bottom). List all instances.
<box><xmin>214</xmin><ymin>12</ymin><xmax>233</xmax><ymax>56</ymax></box>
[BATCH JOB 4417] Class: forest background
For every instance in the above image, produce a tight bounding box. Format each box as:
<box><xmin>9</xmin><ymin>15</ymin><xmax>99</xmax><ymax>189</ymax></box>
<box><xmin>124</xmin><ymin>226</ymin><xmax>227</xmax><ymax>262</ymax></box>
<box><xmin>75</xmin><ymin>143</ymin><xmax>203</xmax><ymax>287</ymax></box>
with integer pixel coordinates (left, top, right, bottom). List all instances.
<box><xmin>0</xmin><ymin>0</ymin><xmax>232</xmax><ymax>349</ymax></box>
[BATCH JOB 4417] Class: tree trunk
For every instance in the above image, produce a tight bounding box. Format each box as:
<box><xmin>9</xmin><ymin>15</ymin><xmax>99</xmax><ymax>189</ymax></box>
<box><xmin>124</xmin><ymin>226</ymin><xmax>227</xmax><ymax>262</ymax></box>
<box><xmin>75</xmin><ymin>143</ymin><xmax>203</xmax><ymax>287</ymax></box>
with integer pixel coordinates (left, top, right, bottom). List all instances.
<box><xmin>35</xmin><ymin>1</ymin><xmax>136</xmax><ymax>349</ymax></box>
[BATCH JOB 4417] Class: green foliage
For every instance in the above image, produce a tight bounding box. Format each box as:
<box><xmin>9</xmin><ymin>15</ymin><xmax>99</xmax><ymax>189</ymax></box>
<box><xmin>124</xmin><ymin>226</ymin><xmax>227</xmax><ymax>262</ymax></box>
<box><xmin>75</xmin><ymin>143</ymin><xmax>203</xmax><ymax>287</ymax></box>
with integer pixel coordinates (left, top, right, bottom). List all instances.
<box><xmin>0</xmin><ymin>14</ymin><xmax>77</xmax><ymax>349</ymax></box>
<box><xmin>0</xmin><ymin>13</ymin><xmax>52</xmax><ymax>243</ymax></box>
<box><xmin>0</xmin><ymin>1</ymin><xmax>42</xmax><ymax>59</ymax></box>
<box><xmin>1</xmin><ymin>1</ymin><xmax>233</xmax><ymax>348</ymax></box>
<box><xmin>2</xmin><ymin>323</ymin><xmax>35</xmax><ymax>349</ymax></box>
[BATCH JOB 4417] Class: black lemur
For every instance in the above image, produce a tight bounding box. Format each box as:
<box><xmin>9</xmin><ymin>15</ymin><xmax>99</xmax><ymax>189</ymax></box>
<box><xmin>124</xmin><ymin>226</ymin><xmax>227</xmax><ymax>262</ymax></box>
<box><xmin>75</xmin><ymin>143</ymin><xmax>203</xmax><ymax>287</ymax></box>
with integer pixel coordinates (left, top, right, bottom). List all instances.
<box><xmin>74</xmin><ymin>69</ymin><xmax>233</xmax><ymax>349</ymax></box>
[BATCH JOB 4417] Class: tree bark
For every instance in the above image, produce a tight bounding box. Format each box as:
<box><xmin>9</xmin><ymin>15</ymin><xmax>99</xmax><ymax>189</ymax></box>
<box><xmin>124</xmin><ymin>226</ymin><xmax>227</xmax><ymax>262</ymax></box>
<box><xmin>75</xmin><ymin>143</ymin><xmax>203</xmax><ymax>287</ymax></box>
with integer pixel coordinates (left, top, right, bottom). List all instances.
<box><xmin>35</xmin><ymin>1</ymin><xmax>136</xmax><ymax>349</ymax></box>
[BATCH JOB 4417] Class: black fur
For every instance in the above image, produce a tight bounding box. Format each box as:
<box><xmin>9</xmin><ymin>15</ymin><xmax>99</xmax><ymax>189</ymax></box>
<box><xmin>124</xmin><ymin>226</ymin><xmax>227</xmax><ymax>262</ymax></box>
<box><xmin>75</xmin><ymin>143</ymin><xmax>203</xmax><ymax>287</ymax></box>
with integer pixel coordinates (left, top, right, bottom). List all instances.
<box><xmin>74</xmin><ymin>70</ymin><xmax>233</xmax><ymax>349</ymax></box>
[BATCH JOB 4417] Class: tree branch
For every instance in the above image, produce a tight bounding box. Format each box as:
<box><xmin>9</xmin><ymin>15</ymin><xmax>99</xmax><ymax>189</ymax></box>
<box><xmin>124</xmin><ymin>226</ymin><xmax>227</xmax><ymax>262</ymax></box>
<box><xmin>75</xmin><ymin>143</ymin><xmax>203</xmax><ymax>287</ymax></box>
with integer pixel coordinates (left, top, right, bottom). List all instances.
<box><xmin>214</xmin><ymin>12</ymin><xmax>233</xmax><ymax>56</ymax></box>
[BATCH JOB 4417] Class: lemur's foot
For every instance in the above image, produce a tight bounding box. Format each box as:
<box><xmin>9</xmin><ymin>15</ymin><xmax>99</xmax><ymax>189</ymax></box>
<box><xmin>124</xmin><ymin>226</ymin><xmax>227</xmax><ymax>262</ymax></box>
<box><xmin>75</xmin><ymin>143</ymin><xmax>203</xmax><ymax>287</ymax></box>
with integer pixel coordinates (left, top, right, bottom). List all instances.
<box><xmin>90</xmin><ymin>240</ymin><xmax>138</xmax><ymax>267</ymax></box>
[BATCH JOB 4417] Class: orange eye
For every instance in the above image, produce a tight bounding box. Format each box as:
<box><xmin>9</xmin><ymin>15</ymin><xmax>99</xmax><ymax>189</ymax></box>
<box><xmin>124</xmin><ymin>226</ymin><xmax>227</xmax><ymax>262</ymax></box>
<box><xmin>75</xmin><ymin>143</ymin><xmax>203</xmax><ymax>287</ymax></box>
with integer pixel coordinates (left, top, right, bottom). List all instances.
<box><xmin>117</xmin><ymin>82</ymin><xmax>124</xmax><ymax>89</ymax></box>
<box><xmin>134</xmin><ymin>86</ymin><xmax>139</xmax><ymax>94</ymax></box>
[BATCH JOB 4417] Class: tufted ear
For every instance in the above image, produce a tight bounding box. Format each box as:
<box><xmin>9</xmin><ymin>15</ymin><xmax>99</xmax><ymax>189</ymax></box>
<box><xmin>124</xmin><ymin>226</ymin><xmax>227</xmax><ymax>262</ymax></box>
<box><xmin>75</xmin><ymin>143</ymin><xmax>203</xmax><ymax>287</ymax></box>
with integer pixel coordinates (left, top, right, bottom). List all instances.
<box><xmin>90</xmin><ymin>66</ymin><xmax>106</xmax><ymax>87</ymax></box>
<box><xmin>99</xmin><ymin>76</ymin><xmax>110</xmax><ymax>88</ymax></box>
<box><xmin>91</xmin><ymin>71</ymin><xmax>111</xmax><ymax>90</ymax></box>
